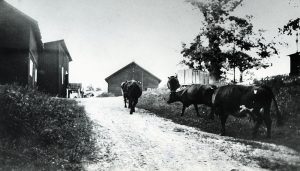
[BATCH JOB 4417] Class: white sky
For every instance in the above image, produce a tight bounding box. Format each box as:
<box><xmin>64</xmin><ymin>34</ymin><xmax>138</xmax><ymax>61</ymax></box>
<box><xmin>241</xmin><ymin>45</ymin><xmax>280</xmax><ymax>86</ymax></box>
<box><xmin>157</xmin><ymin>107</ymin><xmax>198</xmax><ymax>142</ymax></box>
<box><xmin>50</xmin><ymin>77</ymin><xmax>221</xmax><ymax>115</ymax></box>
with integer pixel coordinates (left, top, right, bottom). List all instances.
<box><xmin>6</xmin><ymin>0</ymin><xmax>300</xmax><ymax>89</ymax></box>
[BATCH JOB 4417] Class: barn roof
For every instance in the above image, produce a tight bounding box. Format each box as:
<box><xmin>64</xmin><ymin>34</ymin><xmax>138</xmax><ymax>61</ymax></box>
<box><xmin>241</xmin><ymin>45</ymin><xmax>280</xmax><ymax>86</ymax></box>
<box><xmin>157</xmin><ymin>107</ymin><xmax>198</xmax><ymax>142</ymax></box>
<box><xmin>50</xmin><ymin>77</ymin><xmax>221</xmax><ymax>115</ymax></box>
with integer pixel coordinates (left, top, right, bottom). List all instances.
<box><xmin>288</xmin><ymin>52</ymin><xmax>300</xmax><ymax>57</ymax></box>
<box><xmin>0</xmin><ymin>0</ymin><xmax>43</xmax><ymax>50</ymax></box>
<box><xmin>105</xmin><ymin>62</ymin><xmax>161</xmax><ymax>83</ymax></box>
<box><xmin>44</xmin><ymin>40</ymin><xmax>72</xmax><ymax>61</ymax></box>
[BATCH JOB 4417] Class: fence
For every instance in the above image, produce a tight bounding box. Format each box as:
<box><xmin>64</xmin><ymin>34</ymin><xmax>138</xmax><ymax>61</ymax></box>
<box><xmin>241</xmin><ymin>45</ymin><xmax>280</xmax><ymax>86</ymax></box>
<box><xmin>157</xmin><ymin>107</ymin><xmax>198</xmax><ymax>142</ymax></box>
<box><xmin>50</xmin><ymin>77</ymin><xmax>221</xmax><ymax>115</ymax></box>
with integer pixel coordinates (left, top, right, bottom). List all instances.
<box><xmin>177</xmin><ymin>69</ymin><xmax>210</xmax><ymax>85</ymax></box>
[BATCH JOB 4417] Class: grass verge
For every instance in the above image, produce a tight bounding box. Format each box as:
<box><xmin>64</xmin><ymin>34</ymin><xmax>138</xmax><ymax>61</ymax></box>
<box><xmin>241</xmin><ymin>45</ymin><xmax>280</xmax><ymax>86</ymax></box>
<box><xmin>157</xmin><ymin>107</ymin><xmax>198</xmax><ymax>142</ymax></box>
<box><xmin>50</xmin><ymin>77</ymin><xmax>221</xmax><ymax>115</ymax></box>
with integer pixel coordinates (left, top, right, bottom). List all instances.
<box><xmin>137</xmin><ymin>75</ymin><xmax>300</xmax><ymax>152</ymax></box>
<box><xmin>0</xmin><ymin>84</ymin><xmax>99</xmax><ymax>170</ymax></box>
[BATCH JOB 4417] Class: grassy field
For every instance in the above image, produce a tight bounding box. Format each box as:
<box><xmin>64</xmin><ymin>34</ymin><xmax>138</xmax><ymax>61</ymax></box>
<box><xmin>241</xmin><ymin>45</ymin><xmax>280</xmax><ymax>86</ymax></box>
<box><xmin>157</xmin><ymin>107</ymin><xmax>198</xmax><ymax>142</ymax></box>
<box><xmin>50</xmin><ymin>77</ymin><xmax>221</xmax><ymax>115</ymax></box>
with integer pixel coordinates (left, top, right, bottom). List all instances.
<box><xmin>0</xmin><ymin>84</ymin><xmax>99</xmax><ymax>170</ymax></box>
<box><xmin>137</xmin><ymin>75</ymin><xmax>300</xmax><ymax>153</ymax></box>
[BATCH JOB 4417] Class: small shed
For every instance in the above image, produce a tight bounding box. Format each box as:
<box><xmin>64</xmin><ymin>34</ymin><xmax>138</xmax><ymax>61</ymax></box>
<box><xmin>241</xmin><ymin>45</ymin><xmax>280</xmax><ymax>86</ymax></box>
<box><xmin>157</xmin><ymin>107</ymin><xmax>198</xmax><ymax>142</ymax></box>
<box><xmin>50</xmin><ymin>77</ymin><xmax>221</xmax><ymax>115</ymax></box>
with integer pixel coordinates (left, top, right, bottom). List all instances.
<box><xmin>38</xmin><ymin>40</ymin><xmax>72</xmax><ymax>97</ymax></box>
<box><xmin>105</xmin><ymin>62</ymin><xmax>161</xmax><ymax>96</ymax></box>
<box><xmin>0</xmin><ymin>0</ymin><xmax>43</xmax><ymax>87</ymax></box>
<box><xmin>288</xmin><ymin>52</ymin><xmax>300</xmax><ymax>76</ymax></box>
<box><xmin>67</xmin><ymin>83</ymin><xmax>83</xmax><ymax>98</ymax></box>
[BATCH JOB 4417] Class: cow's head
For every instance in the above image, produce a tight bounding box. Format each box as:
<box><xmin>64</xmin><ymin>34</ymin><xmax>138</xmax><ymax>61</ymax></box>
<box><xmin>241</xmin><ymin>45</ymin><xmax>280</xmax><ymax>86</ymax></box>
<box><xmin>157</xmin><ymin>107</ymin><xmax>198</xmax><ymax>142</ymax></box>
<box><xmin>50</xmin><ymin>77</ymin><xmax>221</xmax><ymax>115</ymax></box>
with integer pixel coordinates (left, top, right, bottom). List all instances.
<box><xmin>121</xmin><ymin>81</ymin><xmax>128</xmax><ymax>90</ymax></box>
<box><xmin>167</xmin><ymin>75</ymin><xmax>180</xmax><ymax>92</ymax></box>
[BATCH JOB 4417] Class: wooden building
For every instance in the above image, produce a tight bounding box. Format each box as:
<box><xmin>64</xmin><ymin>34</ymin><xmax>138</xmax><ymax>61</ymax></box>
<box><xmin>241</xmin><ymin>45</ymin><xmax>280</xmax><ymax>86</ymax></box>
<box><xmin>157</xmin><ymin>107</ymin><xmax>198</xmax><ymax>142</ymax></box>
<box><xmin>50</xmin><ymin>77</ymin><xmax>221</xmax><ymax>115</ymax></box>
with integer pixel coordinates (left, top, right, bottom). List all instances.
<box><xmin>105</xmin><ymin>62</ymin><xmax>161</xmax><ymax>96</ymax></box>
<box><xmin>0</xmin><ymin>0</ymin><xmax>43</xmax><ymax>87</ymax></box>
<box><xmin>38</xmin><ymin>40</ymin><xmax>72</xmax><ymax>97</ymax></box>
<box><xmin>288</xmin><ymin>52</ymin><xmax>300</xmax><ymax>76</ymax></box>
<box><xmin>177</xmin><ymin>69</ymin><xmax>210</xmax><ymax>85</ymax></box>
<box><xmin>67</xmin><ymin>83</ymin><xmax>83</xmax><ymax>98</ymax></box>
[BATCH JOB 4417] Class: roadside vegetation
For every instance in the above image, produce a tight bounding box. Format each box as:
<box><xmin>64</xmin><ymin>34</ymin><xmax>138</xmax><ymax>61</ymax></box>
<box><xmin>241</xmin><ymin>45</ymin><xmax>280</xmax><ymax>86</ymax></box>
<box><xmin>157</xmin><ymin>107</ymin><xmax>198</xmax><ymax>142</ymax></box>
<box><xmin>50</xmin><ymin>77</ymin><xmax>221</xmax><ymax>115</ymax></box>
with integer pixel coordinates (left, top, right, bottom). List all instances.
<box><xmin>96</xmin><ymin>92</ymin><xmax>115</xmax><ymax>98</ymax></box>
<box><xmin>137</xmin><ymin>75</ymin><xmax>300</xmax><ymax>153</ymax></box>
<box><xmin>0</xmin><ymin>84</ymin><xmax>99</xmax><ymax>170</ymax></box>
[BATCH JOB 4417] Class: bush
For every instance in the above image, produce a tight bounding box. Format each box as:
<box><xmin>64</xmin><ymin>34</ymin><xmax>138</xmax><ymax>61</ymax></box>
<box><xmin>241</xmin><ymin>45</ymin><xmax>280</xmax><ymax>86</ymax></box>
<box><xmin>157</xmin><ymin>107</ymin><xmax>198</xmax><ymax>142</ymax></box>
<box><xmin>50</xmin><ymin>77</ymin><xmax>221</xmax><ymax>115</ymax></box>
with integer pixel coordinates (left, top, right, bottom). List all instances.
<box><xmin>137</xmin><ymin>76</ymin><xmax>300</xmax><ymax>152</ymax></box>
<box><xmin>254</xmin><ymin>75</ymin><xmax>300</xmax><ymax>118</ymax></box>
<box><xmin>254</xmin><ymin>75</ymin><xmax>300</xmax><ymax>94</ymax></box>
<box><xmin>0</xmin><ymin>84</ymin><xmax>98</xmax><ymax>170</ymax></box>
<box><xmin>96</xmin><ymin>92</ymin><xmax>115</xmax><ymax>97</ymax></box>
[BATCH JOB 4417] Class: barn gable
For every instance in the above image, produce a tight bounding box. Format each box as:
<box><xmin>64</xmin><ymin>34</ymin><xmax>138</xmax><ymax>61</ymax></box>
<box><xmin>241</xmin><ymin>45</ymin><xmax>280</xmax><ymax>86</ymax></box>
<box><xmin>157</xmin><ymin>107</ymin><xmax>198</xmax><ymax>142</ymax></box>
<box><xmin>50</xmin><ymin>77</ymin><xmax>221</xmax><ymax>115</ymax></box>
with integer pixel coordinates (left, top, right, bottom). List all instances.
<box><xmin>0</xmin><ymin>0</ymin><xmax>43</xmax><ymax>50</ymax></box>
<box><xmin>0</xmin><ymin>0</ymin><xmax>43</xmax><ymax>87</ymax></box>
<box><xmin>105</xmin><ymin>62</ymin><xmax>161</xmax><ymax>96</ymax></box>
<box><xmin>105</xmin><ymin>62</ymin><xmax>161</xmax><ymax>83</ymax></box>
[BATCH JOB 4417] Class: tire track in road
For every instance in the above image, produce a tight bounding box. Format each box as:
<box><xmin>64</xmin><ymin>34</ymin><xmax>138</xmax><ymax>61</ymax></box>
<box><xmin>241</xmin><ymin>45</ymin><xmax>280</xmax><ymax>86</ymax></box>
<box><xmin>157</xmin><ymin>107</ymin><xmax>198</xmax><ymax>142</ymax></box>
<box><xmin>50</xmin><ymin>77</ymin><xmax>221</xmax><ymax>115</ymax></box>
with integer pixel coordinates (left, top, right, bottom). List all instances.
<box><xmin>80</xmin><ymin>97</ymin><xmax>300</xmax><ymax>171</ymax></box>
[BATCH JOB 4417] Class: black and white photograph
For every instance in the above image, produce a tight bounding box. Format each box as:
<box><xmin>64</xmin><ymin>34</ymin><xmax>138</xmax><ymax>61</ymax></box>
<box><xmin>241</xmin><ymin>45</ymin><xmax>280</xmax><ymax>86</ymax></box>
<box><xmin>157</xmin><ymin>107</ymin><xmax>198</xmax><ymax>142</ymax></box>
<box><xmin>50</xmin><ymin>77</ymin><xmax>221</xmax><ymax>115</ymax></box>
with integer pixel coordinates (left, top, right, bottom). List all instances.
<box><xmin>0</xmin><ymin>0</ymin><xmax>300</xmax><ymax>170</ymax></box>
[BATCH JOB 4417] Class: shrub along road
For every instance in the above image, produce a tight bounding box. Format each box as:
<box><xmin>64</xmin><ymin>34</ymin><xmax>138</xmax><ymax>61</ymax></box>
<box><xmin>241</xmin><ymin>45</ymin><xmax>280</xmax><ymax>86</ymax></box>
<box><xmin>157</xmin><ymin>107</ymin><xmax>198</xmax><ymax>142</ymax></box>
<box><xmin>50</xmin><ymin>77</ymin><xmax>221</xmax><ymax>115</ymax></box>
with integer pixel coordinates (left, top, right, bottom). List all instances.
<box><xmin>79</xmin><ymin>97</ymin><xmax>300</xmax><ymax>171</ymax></box>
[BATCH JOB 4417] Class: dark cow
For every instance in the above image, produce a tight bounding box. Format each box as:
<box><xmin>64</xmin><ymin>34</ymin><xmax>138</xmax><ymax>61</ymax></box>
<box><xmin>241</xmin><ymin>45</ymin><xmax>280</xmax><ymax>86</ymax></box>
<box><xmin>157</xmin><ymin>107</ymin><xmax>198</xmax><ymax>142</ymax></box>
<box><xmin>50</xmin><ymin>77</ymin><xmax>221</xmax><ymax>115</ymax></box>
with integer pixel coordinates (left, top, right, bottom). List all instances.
<box><xmin>167</xmin><ymin>76</ymin><xmax>216</xmax><ymax>117</ymax></box>
<box><xmin>127</xmin><ymin>80</ymin><xmax>142</xmax><ymax>114</ymax></box>
<box><xmin>212</xmin><ymin>84</ymin><xmax>283</xmax><ymax>138</ymax></box>
<box><xmin>121</xmin><ymin>81</ymin><xmax>129</xmax><ymax>108</ymax></box>
<box><xmin>167</xmin><ymin>75</ymin><xmax>180</xmax><ymax>92</ymax></box>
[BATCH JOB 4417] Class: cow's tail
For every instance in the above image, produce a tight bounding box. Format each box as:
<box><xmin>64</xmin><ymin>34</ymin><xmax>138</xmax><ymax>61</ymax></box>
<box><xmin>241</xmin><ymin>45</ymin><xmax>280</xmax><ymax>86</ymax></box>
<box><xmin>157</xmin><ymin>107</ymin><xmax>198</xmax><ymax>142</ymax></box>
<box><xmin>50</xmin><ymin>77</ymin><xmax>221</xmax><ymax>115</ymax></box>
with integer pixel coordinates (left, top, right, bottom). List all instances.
<box><xmin>262</xmin><ymin>85</ymin><xmax>284</xmax><ymax>126</ymax></box>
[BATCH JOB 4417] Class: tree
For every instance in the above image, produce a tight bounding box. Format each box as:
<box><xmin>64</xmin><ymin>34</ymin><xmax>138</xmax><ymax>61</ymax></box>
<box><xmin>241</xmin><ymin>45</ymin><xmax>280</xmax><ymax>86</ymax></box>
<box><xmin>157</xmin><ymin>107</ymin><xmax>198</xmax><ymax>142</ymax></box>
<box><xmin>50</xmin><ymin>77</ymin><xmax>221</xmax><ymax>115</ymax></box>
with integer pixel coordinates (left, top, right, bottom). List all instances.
<box><xmin>182</xmin><ymin>0</ymin><xmax>243</xmax><ymax>81</ymax></box>
<box><xmin>86</xmin><ymin>84</ymin><xmax>94</xmax><ymax>91</ymax></box>
<box><xmin>279</xmin><ymin>18</ymin><xmax>300</xmax><ymax>52</ymax></box>
<box><xmin>224</xmin><ymin>16</ymin><xmax>276</xmax><ymax>82</ymax></box>
<box><xmin>224</xmin><ymin>15</ymin><xmax>255</xmax><ymax>82</ymax></box>
<box><xmin>182</xmin><ymin>0</ymin><xmax>278</xmax><ymax>82</ymax></box>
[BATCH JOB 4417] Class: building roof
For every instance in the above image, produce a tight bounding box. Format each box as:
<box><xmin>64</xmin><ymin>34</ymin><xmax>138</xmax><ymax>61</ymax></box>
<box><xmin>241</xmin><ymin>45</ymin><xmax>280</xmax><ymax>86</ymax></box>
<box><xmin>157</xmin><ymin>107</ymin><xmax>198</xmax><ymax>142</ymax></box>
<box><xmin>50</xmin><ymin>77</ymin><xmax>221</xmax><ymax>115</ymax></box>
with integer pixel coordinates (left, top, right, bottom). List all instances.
<box><xmin>105</xmin><ymin>62</ymin><xmax>161</xmax><ymax>83</ymax></box>
<box><xmin>68</xmin><ymin>83</ymin><xmax>82</xmax><ymax>90</ymax></box>
<box><xmin>288</xmin><ymin>52</ymin><xmax>300</xmax><ymax>57</ymax></box>
<box><xmin>44</xmin><ymin>40</ymin><xmax>72</xmax><ymax>61</ymax></box>
<box><xmin>0</xmin><ymin>0</ymin><xmax>43</xmax><ymax>50</ymax></box>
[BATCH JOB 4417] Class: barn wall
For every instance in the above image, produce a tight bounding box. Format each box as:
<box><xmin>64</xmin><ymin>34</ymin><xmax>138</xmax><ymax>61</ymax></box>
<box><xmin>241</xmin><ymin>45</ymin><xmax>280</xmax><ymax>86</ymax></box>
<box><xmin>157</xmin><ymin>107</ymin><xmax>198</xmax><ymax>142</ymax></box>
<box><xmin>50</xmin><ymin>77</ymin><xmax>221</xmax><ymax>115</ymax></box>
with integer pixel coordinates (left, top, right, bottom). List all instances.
<box><xmin>38</xmin><ymin>43</ymin><xmax>59</xmax><ymax>96</ymax></box>
<box><xmin>290</xmin><ymin>56</ymin><xmax>300</xmax><ymax>76</ymax></box>
<box><xmin>38</xmin><ymin>41</ymin><xmax>70</xmax><ymax>97</ymax></box>
<box><xmin>107</xmin><ymin>66</ymin><xmax>133</xmax><ymax>96</ymax></box>
<box><xmin>142</xmin><ymin>72</ymin><xmax>160</xmax><ymax>90</ymax></box>
<box><xmin>58</xmin><ymin>44</ymin><xmax>70</xmax><ymax>97</ymax></box>
<box><xmin>0</xmin><ymin>2</ymin><xmax>31</xmax><ymax>86</ymax></box>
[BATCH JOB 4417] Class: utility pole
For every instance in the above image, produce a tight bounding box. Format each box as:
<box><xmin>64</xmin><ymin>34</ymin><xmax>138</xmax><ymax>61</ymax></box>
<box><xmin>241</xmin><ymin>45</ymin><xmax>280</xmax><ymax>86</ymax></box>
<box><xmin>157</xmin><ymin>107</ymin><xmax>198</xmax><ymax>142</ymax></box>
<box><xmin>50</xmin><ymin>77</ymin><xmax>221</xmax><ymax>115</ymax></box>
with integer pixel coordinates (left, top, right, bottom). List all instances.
<box><xmin>296</xmin><ymin>31</ymin><xmax>299</xmax><ymax>52</ymax></box>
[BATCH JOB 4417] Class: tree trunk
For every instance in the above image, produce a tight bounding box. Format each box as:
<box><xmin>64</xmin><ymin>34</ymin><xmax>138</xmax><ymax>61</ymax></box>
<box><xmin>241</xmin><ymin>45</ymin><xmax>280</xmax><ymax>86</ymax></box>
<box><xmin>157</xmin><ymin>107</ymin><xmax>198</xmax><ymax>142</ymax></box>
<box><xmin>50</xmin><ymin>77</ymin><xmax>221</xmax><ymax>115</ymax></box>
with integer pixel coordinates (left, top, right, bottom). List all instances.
<box><xmin>209</xmin><ymin>63</ymin><xmax>223</xmax><ymax>83</ymax></box>
<box><xmin>239</xmin><ymin>71</ymin><xmax>243</xmax><ymax>82</ymax></box>
<box><xmin>233</xmin><ymin>67</ymin><xmax>236</xmax><ymax>83</ymax></box>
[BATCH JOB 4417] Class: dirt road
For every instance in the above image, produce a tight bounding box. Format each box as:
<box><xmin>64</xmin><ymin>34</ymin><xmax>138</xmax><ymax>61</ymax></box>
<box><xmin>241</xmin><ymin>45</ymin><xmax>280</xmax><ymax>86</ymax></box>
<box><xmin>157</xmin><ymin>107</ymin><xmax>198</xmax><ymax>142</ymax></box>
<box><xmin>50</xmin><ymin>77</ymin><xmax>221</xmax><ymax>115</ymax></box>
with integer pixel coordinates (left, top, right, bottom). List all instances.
<box><xmin>79</xmin><ymin>97</ymin><xmax>300</xmax><ymax>171</ymax></box>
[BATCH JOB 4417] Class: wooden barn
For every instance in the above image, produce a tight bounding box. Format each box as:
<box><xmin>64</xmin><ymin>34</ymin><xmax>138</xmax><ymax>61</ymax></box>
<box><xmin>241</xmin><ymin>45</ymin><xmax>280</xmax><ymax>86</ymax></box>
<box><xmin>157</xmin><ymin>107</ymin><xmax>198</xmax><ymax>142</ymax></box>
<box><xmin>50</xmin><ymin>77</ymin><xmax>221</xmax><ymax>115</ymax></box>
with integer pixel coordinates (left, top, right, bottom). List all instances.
<box><xmin>38</xmin><ymin>40</ymin><xmax>72</xmax><ymax>97</ymax></box>
<box><xmin>105</xmin><ymin>62</ymin><xmax>161</xmax><ymax>96</ymax></box>
<box><xmin>288</xmin><ymin>52</ymin><xmax>300</xmax><ymax>76</ymax></box>
<box><xmin>0</xmin><ymin>0</ymin><xmax>43</xmax><ymax>87</ymax></box>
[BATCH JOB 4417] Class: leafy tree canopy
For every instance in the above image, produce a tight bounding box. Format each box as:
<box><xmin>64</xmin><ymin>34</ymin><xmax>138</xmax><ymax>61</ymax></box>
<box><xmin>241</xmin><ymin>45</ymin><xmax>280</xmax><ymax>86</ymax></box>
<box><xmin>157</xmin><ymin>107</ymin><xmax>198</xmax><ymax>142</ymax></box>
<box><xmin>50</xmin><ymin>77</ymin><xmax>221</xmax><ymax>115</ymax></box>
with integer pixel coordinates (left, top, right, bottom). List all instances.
<box><xmin>182</xmin><ymin>0</ymin><xmax>278</xmax><ymax>82</ymax></box>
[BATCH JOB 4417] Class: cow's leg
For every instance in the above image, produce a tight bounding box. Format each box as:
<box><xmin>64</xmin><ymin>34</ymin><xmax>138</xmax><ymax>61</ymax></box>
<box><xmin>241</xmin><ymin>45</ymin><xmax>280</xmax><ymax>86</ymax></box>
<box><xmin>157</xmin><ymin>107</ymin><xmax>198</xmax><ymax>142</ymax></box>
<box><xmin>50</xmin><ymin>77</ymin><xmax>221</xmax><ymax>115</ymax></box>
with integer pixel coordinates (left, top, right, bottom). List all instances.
<box><xmin>193</xmin><ymin>104</ymin><xmax>200</xmax><ymax>117</ymax></box>
<box><xmin>127</xmin><ymin>98</ymin><xmax>130</xmax><ymax>108</ymax></box>
<box><xmin>220</xmin><ymin>113</ymin><xmax>228</xmax><ymax>136</ymax></box>
<box><xmin>130</xmin><ymin>105</ymin><xmax>134</xmax><ymax>114</ymax></box>
<box><xmin>132</xmin><ymin>99</ymin><xmax>138</xmax><ymax>112</ymax></box>
<box><xmin>124</xmin><ymin>96</ymin><xmax>127</xmax><ymax>108</ymax></box>
<box><xmin>181</xmin><ymin>105</ymin><xmax>186</xmax><ymax>116</ymax></box>
<box><xmin>209</xmin><ymin>107</ymin><xmax>215</xmax><ymax>120</ymax></box>
<box><xmin>129</xmin><ymin>98</ymin><xmax>134</xmax><ymax>114</ymax></box>
<box><xmin>263</xmin><ymin>106</ymin><xmax>272</xmax><ymax>138</ymax></box>
<box><xmin>128</xmin><ymin>98</ymin><xmax>132</xmax><ymax>108</ymax></box>
<box><xmin>215</xmin><ymin>107</ymin><xmax>227</xmax><ymax>136</ymax></box>
<box><xmin>252</xmin><ymin>109</ymin><xmax>263</xmax><ymax>138</ymax></box>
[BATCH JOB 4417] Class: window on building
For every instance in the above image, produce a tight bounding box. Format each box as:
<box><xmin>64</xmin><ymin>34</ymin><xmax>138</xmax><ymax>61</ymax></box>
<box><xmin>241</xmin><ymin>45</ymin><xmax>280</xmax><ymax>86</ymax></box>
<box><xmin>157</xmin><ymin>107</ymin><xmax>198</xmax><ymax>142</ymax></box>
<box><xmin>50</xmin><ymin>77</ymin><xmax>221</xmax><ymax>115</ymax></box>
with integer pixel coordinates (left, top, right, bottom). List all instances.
<box><xmin>35</xmin><ymin>68</ymin><xmax>37</xmax><ymax>82</ymax></box>
<box><xmin>29</xmin><ymin>59</ymin><xmax>33</xmax><ymax>77</ymax></box>
<box><xmin>62</xmin><ymin>67</ymin><xmax>64</xmax><ymax>85</ymax></box>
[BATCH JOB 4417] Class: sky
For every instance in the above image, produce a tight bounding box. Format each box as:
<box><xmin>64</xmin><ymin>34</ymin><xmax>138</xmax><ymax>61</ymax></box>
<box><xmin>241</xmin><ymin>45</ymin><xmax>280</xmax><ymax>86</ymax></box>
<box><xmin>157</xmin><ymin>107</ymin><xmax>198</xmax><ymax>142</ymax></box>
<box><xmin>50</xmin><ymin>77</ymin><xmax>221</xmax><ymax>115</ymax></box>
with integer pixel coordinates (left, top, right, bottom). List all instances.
<box><xmin>6</xmin><ymin>0</ymin><xmax>300</xmax><ymax>89</ymax></box>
